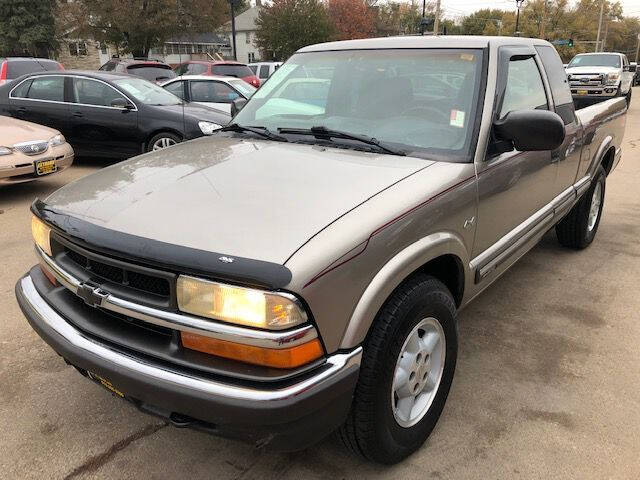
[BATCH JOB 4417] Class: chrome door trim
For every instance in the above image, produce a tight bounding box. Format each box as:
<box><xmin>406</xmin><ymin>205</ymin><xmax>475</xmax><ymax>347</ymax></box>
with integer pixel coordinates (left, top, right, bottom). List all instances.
<box><xmin>19</xmin><ymin>275</ymin><xmax>361</xmax><ymax>403</ymax></box>
<box><xmin>574</xmin><ymin>175</ymin><xmax>591</xmax><ymax>197</ymax></box>
<box><xmin>9</xmin><ymin>74</ymin><xmax>139</xmax><ymax>112</ymax></box>
<box><xmin>471</xmin><ymin>185</ymin><xmax>576</xmax><ymax>282</ymax></box>
<box><xmin>36</xmin><ymin>246</ymin><xmax>317</xmax><ymax>349</ymax></box>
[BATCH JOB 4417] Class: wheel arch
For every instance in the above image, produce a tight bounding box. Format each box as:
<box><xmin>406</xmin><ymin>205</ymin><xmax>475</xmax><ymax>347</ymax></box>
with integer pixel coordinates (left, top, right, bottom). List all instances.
<box><xmin>600</xmin><ymin>144</ymin><xmax>616</xmax><ymax>176</ymax></box>
<box><xmin>339</xmin><ymin>232</ymin><xmax>468</xmax><ymax>349</ymax></box>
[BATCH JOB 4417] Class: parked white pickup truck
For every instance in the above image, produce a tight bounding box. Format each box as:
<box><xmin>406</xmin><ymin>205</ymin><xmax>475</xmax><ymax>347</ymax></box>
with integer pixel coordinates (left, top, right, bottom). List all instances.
<box><xmin>566</xmin><ymin>52</ymin><xmax>634</xmax><ymax>105</ymax></box>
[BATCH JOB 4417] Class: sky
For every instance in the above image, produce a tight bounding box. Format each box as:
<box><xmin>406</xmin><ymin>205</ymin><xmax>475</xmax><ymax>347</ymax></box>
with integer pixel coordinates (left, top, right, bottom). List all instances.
<box><xmin>435</xmin><ymin>0</ymin><xmax>640</xmax><ymax>20</ymax></box>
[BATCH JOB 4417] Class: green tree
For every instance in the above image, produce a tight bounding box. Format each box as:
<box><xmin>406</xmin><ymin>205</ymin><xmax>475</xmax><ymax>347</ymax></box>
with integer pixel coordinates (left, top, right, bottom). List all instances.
<box><xmin>60</xmin><ymin>0</ymin><xmax>230</xmax><ymax>58</ymax></box>
<box><xmin>460</xmin><ymin>9</ymin><xmax>506</xmax><ymax>35</ymax></box>
<box><xmin>0</xmin><ymin>0</ymin><xmax>58</xmax><ymax>57</ymax></box>
<box><xmin>255</xmin><ymin>0</ymin><xmax>334</xmax><ymax>60</ymax></box>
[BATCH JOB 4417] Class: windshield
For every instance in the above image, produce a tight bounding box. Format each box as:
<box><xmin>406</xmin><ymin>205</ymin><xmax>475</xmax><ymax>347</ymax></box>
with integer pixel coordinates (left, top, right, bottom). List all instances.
<box><xmin>568</xmin><ymin>54</ymin><xmax>621</xmax><ymax>68</ymax></box>
<box><xmin>114</xmin><ymin>77</ymin><xmax>182</xmax><ymax>105</ymax></box>
<box><xmin>228</xmin><ymin>79</ymin><xmax>256</xmax><ymax>97</ymax></box>
<box><xmin>211</xmin><ymin>64</ymin><xmax>254</xmax><ymax>78</ymax></box>
<box><xmin>126</xmin><ymin>65</ymin><xmax>176</xmax><ymax>82</ymax></box>
<box><xmin>232</xmin><ymin>49</ymin><xmax>484</xmax><ymax>160</ymax></box>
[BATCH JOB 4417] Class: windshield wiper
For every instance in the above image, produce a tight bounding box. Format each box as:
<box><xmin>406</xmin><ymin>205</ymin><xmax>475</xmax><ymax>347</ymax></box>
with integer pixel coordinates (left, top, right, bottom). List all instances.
<box><xmin>220</xmin><ymin>123</ymin><xmax>288</xmax><ymax>142</ymax></box>
<box><xmin>278</xmin><ymin>126</ymin><xmax>406</xmax><ymax>156</ymax></box>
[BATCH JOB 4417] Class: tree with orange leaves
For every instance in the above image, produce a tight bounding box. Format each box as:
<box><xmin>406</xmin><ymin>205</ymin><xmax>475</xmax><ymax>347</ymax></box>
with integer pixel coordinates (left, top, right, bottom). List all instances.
<box><xmin>327</xmin><ymin>0</ymin><xmax>375</xmax><ymax>41</ymax></box>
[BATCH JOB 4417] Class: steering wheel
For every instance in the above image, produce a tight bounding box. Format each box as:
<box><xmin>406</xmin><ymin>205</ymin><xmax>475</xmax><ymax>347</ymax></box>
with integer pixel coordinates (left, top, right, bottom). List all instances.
<box><xmin>401</xmin><ymin>105</ymin><xmax>450</xmax><ymax>124</ymax></box>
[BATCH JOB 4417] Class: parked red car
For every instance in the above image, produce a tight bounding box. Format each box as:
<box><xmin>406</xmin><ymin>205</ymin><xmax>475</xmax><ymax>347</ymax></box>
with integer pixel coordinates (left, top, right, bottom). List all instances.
<box><xmin>173</xmin><ymin>61</ymin><xmax>260</xmax><ymax>88</ymax></box>
<box><xmin>0</xmin><ymin>58</ymin><xmax>63</xmax><ymax>86</ymax></box>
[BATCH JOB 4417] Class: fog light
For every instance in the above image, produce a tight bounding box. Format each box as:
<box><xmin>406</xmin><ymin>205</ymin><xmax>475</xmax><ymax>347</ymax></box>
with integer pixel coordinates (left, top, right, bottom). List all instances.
<box><xmin>181</xmin><ymin>332</ymin><xmax>324</xmax><ymax>368</ymax></box>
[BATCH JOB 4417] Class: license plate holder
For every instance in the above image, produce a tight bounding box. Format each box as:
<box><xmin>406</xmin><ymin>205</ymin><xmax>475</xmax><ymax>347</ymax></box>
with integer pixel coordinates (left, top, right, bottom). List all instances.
<box><xmin>576</xmin><ymin>89</ymin><xmax>588</xmax><ymax>95</ymax></box>
<box><xmin>34</xmin><ymin>159</ymin><xmax>57</xmax><ymax>176</ymax></box>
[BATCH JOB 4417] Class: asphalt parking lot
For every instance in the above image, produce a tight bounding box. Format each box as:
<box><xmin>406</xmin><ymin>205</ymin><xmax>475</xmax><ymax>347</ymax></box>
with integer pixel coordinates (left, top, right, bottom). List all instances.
<box><xmin>2</xmin><ymin>94</ymin><xmax>640</xmax><ymax>479</ymax></box>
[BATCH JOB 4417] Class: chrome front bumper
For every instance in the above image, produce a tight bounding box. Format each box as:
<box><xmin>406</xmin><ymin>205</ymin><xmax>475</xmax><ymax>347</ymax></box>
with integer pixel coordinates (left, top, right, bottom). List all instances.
<box><xmin>17</xmin><ymin>274</ymin><xmax>361</xmax><ymax>403</ymax></box>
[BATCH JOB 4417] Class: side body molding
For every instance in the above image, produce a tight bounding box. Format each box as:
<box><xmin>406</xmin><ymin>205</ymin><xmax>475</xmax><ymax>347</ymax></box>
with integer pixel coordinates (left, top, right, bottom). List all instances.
<box><xmin>339</xmin><ymin>232</ymin><xmax>468</xmax><ymax>349</ymax></box>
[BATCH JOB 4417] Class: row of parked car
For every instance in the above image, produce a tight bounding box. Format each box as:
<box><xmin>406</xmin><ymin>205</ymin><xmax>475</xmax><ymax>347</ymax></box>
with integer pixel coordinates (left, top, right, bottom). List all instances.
<box><xmin>0</xmin><ymin>56</ymin><xmax>282</xmax><ymax>185</ymax></box>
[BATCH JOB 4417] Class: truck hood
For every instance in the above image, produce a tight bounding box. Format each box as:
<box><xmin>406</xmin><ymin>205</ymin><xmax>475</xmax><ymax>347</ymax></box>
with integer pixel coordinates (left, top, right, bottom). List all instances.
<box><xmin>45</xmin><ymin>136</ymin><xmax>432</xmax><ymax>264</ymax></box>
<box><xmin>566</xmin><ymin>66</ymin><xmax>620</xmax><ymax>75</ymax></box>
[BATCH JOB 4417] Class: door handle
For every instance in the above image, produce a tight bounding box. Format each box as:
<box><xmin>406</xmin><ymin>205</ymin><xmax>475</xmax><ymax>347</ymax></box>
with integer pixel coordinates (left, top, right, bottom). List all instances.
<box><xmin>72</xmin><ymin>112</ymin><xmax>84</xmax><ymax>118</ymax></box>
<box><xmin>16</xmin><ymin>107</ymin><xmax>27</xmax><ymax>115</ymax></box>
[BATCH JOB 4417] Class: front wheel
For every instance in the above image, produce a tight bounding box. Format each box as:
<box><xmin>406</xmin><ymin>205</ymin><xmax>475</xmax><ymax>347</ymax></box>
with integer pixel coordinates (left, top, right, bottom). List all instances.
<box><xmin>147</xmin><ymin>132</ymin><xmax>181</xmax><ymax>152</ymax></box>
<box><xmin>338</xmin><ymin>275</ymin><xmax>458</xmax><ymax>464</ymax></box>
<box><xmin>556</xmin><ymin>165</ymin><xmax>606</xmax><ymax>249</ymax></box>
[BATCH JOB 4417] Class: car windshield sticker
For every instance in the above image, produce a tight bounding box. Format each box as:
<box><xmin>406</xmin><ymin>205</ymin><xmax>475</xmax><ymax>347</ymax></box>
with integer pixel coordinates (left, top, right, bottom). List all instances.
<box><xmin>450</xmin><ymin>109</ymin><xmax>465</xmax><ymax>128</ymax></box>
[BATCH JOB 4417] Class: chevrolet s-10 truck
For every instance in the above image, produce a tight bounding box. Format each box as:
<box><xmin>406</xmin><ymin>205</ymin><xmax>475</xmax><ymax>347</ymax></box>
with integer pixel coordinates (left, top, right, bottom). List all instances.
<box><xmin>16</xmin><ymin>36</ymin><xmax>627</xmax><ymax>464</ymax></box>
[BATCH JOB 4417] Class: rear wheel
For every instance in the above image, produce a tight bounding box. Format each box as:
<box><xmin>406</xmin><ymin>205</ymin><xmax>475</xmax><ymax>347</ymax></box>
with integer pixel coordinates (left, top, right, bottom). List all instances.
<box><xmin>148</xmin><ymin>132</ymin><xmax>181</xmax><ymax>152</ymax></box>
<box><xmin>556</xmin><ymin>165</ymin><xmax>606</xmax><ymax>249</ymax></box>
<box><xmin>338</xmin><ymin>275</ymin><xmax>457</xmax><ymax>464</ymax></box>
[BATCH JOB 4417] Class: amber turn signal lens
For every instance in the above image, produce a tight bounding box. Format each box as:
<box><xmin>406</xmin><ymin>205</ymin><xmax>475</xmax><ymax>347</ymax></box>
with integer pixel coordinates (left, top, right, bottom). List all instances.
<box><xmin>39</xmin><ymin>261</ymin><xmax>58</xmax><ymax>286</ymax></box>
<box><xmin>181</xmin><ymin>332</ymin><xmax>324</xmax><ymax>369</ymax></box>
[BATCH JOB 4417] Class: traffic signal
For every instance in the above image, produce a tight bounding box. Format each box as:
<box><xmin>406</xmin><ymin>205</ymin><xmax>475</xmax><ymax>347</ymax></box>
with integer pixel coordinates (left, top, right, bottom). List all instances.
<box><xmin>568</xmin><ymin>38</ymin><xmax>574</xmax><ymax>47</ymax></box>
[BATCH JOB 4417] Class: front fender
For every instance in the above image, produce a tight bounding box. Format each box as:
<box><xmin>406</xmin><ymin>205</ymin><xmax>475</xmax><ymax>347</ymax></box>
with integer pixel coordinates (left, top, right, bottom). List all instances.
<box><xmin>339</xmin><ymin>232</ymin><xmax>468</xmax><ymax>349</ymax></box>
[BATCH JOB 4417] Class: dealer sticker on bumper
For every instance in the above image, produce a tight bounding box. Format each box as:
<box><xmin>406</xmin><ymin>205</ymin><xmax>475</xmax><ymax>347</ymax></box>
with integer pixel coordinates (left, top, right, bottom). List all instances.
<box><xmin>87</xmin><ymin>371</ymin><xmax>125</xmax><ymax>398</ymax></box>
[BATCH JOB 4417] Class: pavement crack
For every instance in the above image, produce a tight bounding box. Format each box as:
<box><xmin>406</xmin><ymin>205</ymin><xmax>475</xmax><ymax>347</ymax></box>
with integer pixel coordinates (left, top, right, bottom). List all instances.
<box><xmin>63</xmin><ymin>422</ymin><xmax>167</xmax><ymax>479</ymax></box>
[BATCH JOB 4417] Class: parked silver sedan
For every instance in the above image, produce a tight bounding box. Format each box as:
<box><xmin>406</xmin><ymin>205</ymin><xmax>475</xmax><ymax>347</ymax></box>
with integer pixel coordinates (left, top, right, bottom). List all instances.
<box><xmin>161</xmin><ymin>75</ymin><xmax>256</xmax><ymax>114</ymax></box>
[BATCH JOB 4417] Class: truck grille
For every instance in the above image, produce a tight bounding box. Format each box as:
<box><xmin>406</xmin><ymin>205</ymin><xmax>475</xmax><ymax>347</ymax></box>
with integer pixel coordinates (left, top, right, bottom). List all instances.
<box><xmin>65</xmin><ymin>247</ymin><xmax>171</xmax><ymax>297</ymax></box>
<box><xmin>569</xmin><ymin>74</ymin><xmax>604</xmax><ymax>87</ymax></box>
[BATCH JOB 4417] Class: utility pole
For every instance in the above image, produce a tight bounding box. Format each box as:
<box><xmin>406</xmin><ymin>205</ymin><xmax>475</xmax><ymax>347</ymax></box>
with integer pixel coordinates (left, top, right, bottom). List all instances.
<box><xmin>595</xmin><ymin>0</ymin><xmax>604</xmax><ymax>52</ymax></box>
<box><xmin>230</xmin><ymin>0</ymin><xmax>237</xmax><ymax>61</ymax></box>
<box><xmin>515</xmin><ymin>0</ymin><xmax>524</xmax><ymax>36</ymax></box>
<box><xmin>602</xmin><ymin>14</ymin><xmax>609</xmax><ymax>52</ymax></box>
<box><xmin>636</xmin><ymin>33</ymin><xmax>640</xmax><ymax>63</ymax></box>
<box><xmin>540</xmin><ymin>0</ymin><xmax>547</xmax><ymax>38</ymax></box>
<box><xmin>420</xmin><ymin>0</ymin><xmax>426</xmax><ymax>35</ymax></box>
<box><xmin>433</xmin><ymin>0</ymin><xmax>441</xmax><ymax>36</ymax></box>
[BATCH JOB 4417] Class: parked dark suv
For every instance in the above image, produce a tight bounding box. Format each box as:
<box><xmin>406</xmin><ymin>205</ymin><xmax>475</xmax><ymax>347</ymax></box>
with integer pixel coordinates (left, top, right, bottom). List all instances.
<box><xmin>99</xmin><ymin>58</ymin><xmax>176</xmax><ymax>83</ymax></box>
<box><xmin>0</xmin><ymin>57</ymin><xmax>63</xmax><ymax>86</ymax></box>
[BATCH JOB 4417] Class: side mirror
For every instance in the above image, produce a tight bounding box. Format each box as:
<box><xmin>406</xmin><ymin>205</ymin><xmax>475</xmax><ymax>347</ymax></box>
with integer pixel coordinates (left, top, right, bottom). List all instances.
<box><xmin>111</xmin><ymin>97</ymin><xmax>134</xmax><ymax>110</ymax></box>
<box><xmin>623</xmin><ymin>65</ymin><xmax>630</xmax><ymax>72</ymax></box>
<box><xmin>494</xmin><ymin>110</ymin><xmax>565</xmax><ymax>152</ymax></box>
<box><xmin>231</xmin><ymin>97</ymin><xmax>248</xmax><ymax>117</ymax></box>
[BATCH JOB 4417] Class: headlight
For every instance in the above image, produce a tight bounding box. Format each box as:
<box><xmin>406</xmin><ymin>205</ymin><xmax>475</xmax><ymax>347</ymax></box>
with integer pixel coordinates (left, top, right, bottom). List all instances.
<box><xmin>177</xmin><ymin>275</ymin><xmax>308</xmax><ymax>330</ymax></box>
<box><xmin>198</xmin><ymin>121</ymin><xmax>222</xmax><ymax>135</ymax></box>
<box><xmin>32</xmin><ymin>215</ymin><xmax>52</xmax><ymax>256</ymax></box>
<box><xmin>0</xmin><ymin>146</ymin><xmax>12</xmax><ymax>156</ymax></box>
<box><xmin>49</xmin><ymin>134</ymin><xmax>65</xmax><ymax>146</ymax></box>
<box><xmin>606</xmin><ymin>72</ymin><xmax>620</xmax><ymax>85</ymax></box>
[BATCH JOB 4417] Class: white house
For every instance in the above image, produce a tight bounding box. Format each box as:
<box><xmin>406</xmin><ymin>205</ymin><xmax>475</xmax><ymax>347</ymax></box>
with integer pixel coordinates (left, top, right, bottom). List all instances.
<box><xmin>222</xmin><ymin>6</ymin><xmax>262</xmax><ymax>64</ymax></box>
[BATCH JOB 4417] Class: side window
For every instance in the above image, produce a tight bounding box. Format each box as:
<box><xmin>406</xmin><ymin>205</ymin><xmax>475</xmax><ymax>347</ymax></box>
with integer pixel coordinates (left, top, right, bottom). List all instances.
<box><xmin>11</xmin><ymin>79</ymin><xmax>33</xmax><ymax>98</ymax></box>
<box><xmin>535</xmin><ymin>45</ymin><xmax>575</xmax><ymax>125</ymax></box>
<box><xmin>190</xmin><ymin>81</ymin><xmax>239</xmax><ymax>103</ymax></box>
<box><xmin>164</xmin><ymin>81</ymin><xmax>185</xmax><ymax>99</ymax></box>
<box><xmin>26</xmin><ymin>76</ymin><xmax>65</xmax><ymax>102</ymax></box>
<box><xmin>74</xmin><ymin>78</ymin><xmax>124</xmax><ymax>106</ymax></box>
<box><xmin>259</xmin><ymin>65</ymin><xmax>270</xmax><ymax>79</ymax></box>
<box><xmin>500</xmin><ymin>57</ymin><xmax>548</xmax><ymax>118</ymax></box>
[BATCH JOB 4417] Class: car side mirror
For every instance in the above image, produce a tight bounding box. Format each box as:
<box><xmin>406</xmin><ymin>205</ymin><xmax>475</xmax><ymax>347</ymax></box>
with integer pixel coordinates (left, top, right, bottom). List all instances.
<box><xmin>493</xmin><ymin>110</ymin><xmax>565</xmax><ymax>152</ymax></box>
<box><xmin>623</xmin><ymin>65</ymin><xmax>630</xmax><ymax>72</ymax></box>
<box><xmin>111</xmin><ymin>97</ymin><xmax>134</xmax><ymax>110</ymax></box>
<box><xmin>231</xmin><ymin>97</ymin><xmax>248</xmax><ymax>117</ymax></box>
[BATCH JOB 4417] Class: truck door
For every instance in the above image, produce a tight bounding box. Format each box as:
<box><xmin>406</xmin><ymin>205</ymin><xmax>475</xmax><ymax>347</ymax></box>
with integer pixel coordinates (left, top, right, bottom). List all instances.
<box><xmin>471</xmin><ymin>47</ymin><xmax>558</xmax><ymax>281</ymax></box>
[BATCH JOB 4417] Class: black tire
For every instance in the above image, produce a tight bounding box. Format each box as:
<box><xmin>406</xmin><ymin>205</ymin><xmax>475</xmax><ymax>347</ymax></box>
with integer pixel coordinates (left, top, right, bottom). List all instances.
<box><xmin>556</xmin><ymin>165</ymin><xmax>606</xmax><ymax>249</ymax></box>
<box><xmin>147</xmin><ymin>132</ymin><xmax>181</xmax><ymax>152</ymax></box>
<box><xmin>337</xmin><ymin>275</ymin><xmax>458</xmax><ymax>464</ymax></box>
